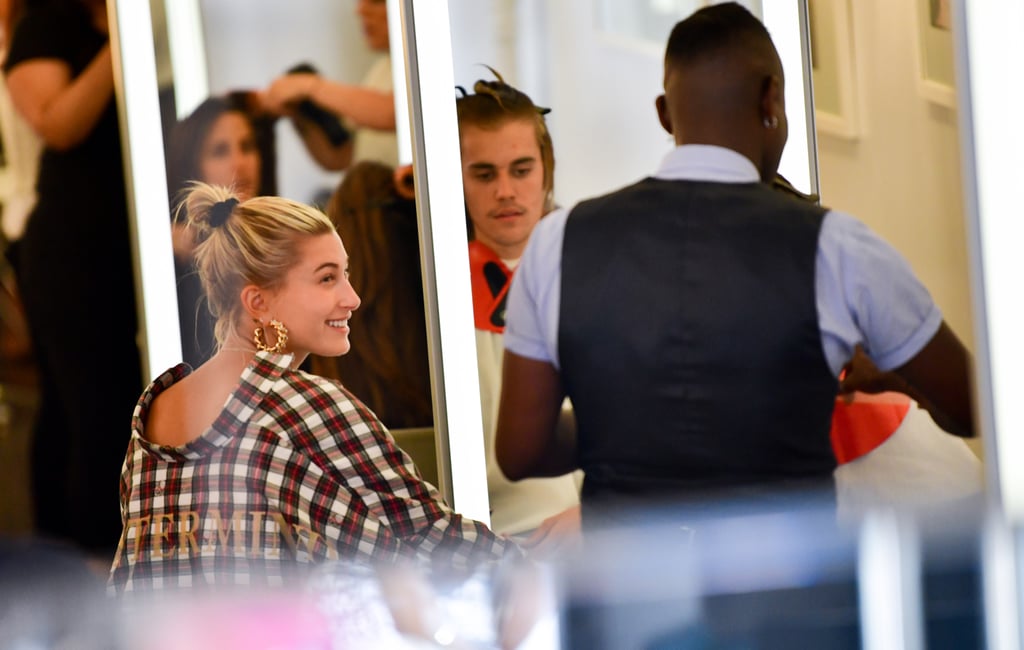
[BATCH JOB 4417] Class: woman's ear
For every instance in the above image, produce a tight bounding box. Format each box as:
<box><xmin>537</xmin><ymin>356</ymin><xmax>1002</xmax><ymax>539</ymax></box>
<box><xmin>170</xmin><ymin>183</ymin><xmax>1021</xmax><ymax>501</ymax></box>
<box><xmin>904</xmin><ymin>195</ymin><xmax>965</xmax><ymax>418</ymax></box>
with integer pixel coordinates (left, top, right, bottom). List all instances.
<box><xmin>240</xmin><ymin>284</ymin><xmax>268</xmax><ymax>321</ymax></box>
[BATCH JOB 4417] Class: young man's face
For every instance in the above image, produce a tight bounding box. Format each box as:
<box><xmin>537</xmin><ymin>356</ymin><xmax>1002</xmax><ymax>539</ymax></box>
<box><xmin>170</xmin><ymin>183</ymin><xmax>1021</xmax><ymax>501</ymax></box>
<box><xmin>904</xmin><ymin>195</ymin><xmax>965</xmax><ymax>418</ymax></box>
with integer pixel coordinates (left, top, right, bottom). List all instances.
<box><xmin>460</xmin><ymin>119</ymin><xmax>546</xmax><ymax>260</ymax></box>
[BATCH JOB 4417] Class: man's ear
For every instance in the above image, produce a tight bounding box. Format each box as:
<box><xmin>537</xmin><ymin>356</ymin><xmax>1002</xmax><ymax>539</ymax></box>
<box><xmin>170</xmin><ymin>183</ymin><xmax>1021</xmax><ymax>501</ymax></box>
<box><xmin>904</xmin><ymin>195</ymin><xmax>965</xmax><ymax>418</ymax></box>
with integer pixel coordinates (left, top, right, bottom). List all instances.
<box><xmin>656</xmin><ymin>94</ymin><xmax>673</xmax><ymax>135</ymax></box>
<box><xmin>759</xmin><ymin>74</ymin><xmax>783</xmax><ymax>123</ymax></box>
<box><xmin>240</xmin><ymin>284</ymin><xmax>269</xmax><ymax>321</ymax></box>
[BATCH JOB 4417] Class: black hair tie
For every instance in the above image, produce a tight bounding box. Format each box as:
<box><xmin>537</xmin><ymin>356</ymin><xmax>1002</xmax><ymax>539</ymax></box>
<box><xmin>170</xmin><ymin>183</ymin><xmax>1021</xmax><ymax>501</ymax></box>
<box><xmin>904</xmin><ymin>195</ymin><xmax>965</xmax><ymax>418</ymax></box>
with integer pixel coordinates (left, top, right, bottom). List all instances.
<box><xmin>209</xmin><ymin>198</ymin><xmax>239</xmax><ymax>228</ymax></box>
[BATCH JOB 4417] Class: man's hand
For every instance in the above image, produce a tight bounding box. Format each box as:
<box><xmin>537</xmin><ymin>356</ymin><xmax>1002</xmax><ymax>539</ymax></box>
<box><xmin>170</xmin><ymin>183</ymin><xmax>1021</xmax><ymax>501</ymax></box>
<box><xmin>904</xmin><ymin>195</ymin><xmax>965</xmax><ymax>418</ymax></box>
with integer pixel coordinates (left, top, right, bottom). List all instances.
<box><xmin>838</xmin><ymin>344</ymin><xmax>899</xmax><ymax>402</ymax></box>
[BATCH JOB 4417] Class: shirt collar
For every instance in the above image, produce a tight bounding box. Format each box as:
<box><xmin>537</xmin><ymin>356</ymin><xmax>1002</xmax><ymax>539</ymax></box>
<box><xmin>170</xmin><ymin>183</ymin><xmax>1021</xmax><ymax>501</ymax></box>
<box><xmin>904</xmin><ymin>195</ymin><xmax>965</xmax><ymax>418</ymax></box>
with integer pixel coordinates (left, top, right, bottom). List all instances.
<box><xmin>214</xmin><ymin>351</ymin><xmax>295</xmax><ymax>438</ymax></box>
<box><xmin>136</xmin><ymin>351</ymin><xmax>296</xmax><ymax>460</ymax></box>
<box><xmin>653</xmin><ymin>145</ymin><xmax>761</xmax><ymax>184</ymax></box>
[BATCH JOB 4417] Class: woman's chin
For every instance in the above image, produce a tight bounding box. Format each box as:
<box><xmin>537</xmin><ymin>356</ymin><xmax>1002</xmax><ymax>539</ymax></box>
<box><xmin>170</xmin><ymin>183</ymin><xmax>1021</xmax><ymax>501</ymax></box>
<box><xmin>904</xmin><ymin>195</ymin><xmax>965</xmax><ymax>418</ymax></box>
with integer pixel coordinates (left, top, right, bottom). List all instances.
<box><xmin>312</xmin><ymin>342</ymin><xmax>351</xmax><ymax>358</ymax></box>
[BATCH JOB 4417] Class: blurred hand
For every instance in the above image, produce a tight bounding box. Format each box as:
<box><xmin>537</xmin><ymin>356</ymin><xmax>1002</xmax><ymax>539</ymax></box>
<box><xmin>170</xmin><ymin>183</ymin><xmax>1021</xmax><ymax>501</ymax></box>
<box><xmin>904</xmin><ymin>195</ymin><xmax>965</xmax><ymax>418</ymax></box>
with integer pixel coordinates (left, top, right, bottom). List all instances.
<box><xmin>264</xmin><ymin>73</ymin><xmax>319</xmax><ymax>115</ymax></box>
<box><xmin>393</xmin><ymin>164</ymin><xmax>415</xmax><ymax>200</ymax></box>
<box><xmin>520</xmin><ymin>505</ymin><xmax>581</xmax><ymax>561</ymax></box>
<box><xmin>495</xmin><ymin>560</ymin><xmax>558</xmax><ymax>650</ymax></box>
<box><xmin>839</xmin><ymin>344</ymin><xmax>904</xmax><ymax>403</ymax></box>
<box><xmin>171</xmin><ymin>222</ymin><xmax>195</xmax><ymax>262</ymax></box>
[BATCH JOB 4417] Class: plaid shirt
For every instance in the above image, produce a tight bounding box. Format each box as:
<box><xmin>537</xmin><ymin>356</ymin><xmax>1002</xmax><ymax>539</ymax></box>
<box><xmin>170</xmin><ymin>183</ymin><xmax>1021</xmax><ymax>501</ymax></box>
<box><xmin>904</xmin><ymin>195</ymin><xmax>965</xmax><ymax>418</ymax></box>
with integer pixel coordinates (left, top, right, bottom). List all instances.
<box><xmin>109</xmin><ymin>351</ymin><xmax>513</xmax><ymax>595</ymax></box>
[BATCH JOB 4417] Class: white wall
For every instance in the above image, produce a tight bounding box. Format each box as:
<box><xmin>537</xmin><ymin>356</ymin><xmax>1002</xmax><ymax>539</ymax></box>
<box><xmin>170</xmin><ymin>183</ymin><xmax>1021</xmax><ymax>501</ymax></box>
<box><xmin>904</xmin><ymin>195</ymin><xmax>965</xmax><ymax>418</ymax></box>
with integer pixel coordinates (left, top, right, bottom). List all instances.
<box><xmin>816</xmin><ymin>1</ymin><xmax>978</xmax><ymax>458</ymax></box>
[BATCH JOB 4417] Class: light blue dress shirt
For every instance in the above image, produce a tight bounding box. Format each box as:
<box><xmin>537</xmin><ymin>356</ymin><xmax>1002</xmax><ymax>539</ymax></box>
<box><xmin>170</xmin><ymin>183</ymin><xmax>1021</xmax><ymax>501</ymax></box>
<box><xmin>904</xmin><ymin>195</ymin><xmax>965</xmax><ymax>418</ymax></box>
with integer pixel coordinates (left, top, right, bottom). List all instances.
<box><xmin>504</xmin><ymin>145</ymin><xmax>942</xmax><ymax>377</ymax></box>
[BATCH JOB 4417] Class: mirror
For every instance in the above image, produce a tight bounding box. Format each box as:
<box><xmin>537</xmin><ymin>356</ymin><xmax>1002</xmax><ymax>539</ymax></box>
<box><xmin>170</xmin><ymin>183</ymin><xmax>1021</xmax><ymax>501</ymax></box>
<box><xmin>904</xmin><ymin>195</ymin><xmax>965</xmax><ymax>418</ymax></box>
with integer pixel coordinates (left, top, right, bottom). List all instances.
<box><xmin>118</xmin><ymin>0</ymin><xmax>444</xmax><ymax>490</ymax></box>
<box><xmin>116</xmin><ymin>0</ymin><xmax>984</xmax><ymax>534</ymax></box>
<box><xmin>441</xmin><ymin>0</ymin><xmax>818</xmax><ymax>537</ymax></box>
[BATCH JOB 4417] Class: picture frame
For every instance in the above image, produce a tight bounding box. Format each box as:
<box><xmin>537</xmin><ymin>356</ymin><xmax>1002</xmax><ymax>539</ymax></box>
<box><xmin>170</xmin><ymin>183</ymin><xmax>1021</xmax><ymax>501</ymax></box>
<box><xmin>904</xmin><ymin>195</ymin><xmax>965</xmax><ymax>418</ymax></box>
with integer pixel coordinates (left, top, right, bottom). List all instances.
<box><xmin>808</xmin><ymin>0</ymin><xmax>860</xmax><ymax>139</ymax></box>
<box><xmin>914</xmin><ymin>0</ymin><xmax>956</xmax><ymax>108</ymax></box>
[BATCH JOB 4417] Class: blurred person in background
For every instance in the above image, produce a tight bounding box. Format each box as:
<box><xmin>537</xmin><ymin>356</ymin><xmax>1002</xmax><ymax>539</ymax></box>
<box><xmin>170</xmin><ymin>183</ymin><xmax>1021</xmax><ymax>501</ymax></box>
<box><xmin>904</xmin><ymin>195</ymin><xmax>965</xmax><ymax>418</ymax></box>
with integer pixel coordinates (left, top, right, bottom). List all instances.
<box><xmin>0</xmin><ymin>0</ymin><xmax>40</xmax><ymax>371</ymax></box>
<box><xmin>309</xmin><ymin>160</ymin><xmax>433</xmax><ymax>430</ymax></box>
<box><xmin>165</xmin><ymin>95</ymin><xmax>265</xmax><ymax>369</ymax></box>
<box><xmin>3</xmin><ymin>0</ymin><xmax>143</xmax><ymax>558</ymax></box>
<box><xmin>264</xmin><ymin>0</ymin><xmax>399</xmax><ymax>171</ymax></box>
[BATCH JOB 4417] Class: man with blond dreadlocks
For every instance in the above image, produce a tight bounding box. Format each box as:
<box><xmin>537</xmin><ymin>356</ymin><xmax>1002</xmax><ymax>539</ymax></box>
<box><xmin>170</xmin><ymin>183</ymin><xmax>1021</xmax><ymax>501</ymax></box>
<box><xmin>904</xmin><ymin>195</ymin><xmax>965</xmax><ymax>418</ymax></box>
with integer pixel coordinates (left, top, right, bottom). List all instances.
<box><xmin>455</xmin><ymin>72</ymin><xmax>581</xmax><ymax>556</ymax></box>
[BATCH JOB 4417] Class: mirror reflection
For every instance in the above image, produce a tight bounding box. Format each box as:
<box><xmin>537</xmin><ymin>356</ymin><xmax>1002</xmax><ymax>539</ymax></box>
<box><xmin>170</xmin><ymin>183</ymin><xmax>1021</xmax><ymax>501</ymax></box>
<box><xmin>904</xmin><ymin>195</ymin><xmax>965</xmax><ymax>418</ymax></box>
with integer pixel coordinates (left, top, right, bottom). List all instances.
<box><xmin>1</xmin><ymin>0</ymin><xmax>143</xmax><ymax>555</ymax></box>
<box><xmin>151</xmin><ymin>1</ymin><xmax>438</xmax><ymax>483</ymax></box>
<box><xmin>446</xmin><ymin>0</ymin><xmax>981</xmax><ymax>547</ymax></box>
<box><xmin>0</xmin><ymin>0</ymin><xmax>984</xmax><ymax>594</ymax></box>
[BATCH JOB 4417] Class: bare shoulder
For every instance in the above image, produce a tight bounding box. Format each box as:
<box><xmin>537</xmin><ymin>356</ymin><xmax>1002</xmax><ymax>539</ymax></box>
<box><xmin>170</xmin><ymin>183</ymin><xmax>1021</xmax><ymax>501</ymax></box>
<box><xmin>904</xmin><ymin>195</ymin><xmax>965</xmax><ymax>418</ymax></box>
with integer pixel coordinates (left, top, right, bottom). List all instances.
<box><xmin>145</xmin><ymin>363</ymin><xmax>236</xmax><ymax>447</ymax></box>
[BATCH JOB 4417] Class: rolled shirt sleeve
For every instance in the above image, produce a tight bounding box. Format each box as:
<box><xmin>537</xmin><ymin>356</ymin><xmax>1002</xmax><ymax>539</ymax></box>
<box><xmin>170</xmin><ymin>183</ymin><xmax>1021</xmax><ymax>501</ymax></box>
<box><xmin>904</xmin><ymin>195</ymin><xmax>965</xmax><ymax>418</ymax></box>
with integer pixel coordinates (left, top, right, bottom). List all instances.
<box><xmin>504</xmin><ymin>208</ymin><xmax>569</xmax><ymax>368</ymax></box>
<box><xmin>816</xmin><ymin>211</ymin><xmax>943</xmax><ymax>375</ymax></box>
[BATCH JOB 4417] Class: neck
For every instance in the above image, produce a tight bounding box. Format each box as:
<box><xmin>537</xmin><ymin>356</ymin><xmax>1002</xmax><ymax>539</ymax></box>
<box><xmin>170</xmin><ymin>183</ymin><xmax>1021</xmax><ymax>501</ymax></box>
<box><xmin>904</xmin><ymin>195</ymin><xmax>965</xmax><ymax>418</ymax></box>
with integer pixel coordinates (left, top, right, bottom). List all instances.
<box><xmin>208</xmin><ymin>346</ymin><xmax>256</xmax><ymax>376</ymax></box>
<box><xmin>478</xmin><ymin>239</ymin><xmax>524</xmax><ymax>262</ymax></box>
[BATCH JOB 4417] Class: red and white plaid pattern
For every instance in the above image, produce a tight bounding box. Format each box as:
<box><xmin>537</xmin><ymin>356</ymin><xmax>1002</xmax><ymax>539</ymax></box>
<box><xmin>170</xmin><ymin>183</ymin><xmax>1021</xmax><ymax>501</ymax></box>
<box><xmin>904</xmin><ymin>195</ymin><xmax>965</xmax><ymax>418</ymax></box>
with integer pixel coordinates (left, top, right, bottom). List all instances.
<box><xmin>109</xmin><ymin>352</ymin><xmax>513</xmax><ymax>595</ymax></box>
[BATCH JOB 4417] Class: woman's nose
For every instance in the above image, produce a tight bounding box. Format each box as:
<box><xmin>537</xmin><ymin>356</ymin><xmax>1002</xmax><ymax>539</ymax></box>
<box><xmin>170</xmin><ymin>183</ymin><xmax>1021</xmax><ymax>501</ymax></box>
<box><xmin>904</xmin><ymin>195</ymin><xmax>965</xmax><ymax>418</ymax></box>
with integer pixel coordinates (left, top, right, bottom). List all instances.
<box><xmin>341</xmin><ymin>280</ymin><xmax>361</xmax><ymax>311</ymax></box>
<box><xmin>232</xmin><ymin>147</ymin><xmax>252</xmax><ymax>168</ymax></box>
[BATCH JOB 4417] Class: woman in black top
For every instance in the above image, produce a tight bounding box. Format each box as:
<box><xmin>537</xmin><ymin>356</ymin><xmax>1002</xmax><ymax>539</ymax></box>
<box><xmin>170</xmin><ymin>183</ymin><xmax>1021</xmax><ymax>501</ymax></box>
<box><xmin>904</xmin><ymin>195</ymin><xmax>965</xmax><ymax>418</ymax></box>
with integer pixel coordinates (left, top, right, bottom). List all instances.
<box><xmin>165</xmin><ymin>95</ymin><xmax>267</xmax><ymax>369</ymax></box>
<box><xmin>4</xmin><ymin>0</ymin><xmax>142</xmax><ymax>558</ymax></box>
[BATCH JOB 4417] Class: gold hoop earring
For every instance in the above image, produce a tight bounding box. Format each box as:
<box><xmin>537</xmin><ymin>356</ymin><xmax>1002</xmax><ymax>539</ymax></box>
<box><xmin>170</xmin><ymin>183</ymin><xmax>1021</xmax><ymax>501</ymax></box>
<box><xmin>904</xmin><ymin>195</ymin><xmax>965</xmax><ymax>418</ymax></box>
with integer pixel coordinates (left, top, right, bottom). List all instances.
<box><xmin>254</xmin><ymin>319</ymin><xmax>289</xmax><ymax>353</ymax></box>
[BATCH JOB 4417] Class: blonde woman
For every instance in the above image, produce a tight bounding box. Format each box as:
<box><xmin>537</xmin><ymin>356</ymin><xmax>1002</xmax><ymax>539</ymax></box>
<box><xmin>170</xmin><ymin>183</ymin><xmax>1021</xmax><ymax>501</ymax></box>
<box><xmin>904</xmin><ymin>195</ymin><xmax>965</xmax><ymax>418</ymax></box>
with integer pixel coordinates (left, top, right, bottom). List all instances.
<box><xmin>109</xmin><ymin>183</ymin><xmax>513</xmax><ymax>594</ymax></box>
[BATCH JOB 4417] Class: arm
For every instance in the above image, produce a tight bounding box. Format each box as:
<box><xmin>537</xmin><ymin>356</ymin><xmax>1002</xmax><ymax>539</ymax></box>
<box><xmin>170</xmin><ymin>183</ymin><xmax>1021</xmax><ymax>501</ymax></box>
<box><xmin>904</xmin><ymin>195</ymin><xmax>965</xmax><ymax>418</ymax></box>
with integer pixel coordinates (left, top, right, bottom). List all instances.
<box><xmin>519</xmin><ymin>504</ymin><xmax>581</xmax><ymax>560</ymax></box>
<box><xmin>890</xmin><ymin>321</ymin><xmax>975</xmax><ymax>438</ymax></box>
<box><xmin>288</xmin><ymin>113</ymin><xmax>354</xmax><ymax>171</ymax></box>
<box><xmin>265</xmin><ymin>72</ymin><xmax>396</xmax><ymax>131</ymax></box>
<box><xmin>841</xmin><ymin>323</ymin><xmax>975</xmax><ymax>437</ymax></box>
<box><xmin>5</xmin><ymin>44</ymin><xmax>114</xmax><ymax>151</ymax></box>
<box><xmin>313</xmin><ymin>384</ymin><xmax>513</xmax><ymax>566</ymax></box>
<box><xmin>819</xmin><ymin>213</ymin><xmax>975</xmax><ymax>437</ymax></box>
<box><xmin>495</xmin><ymin>351</ymin><xmax>578</xmax><ymax>480</ymax></box>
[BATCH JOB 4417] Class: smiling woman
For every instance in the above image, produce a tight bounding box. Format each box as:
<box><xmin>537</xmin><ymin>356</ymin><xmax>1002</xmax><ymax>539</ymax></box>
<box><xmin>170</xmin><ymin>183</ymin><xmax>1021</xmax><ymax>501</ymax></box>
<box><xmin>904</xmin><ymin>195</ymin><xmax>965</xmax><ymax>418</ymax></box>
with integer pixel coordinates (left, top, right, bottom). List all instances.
<box><xmin>109</xmin><ymin>182</ymin><xmax>515</xmax><ymax>594</ymax></box>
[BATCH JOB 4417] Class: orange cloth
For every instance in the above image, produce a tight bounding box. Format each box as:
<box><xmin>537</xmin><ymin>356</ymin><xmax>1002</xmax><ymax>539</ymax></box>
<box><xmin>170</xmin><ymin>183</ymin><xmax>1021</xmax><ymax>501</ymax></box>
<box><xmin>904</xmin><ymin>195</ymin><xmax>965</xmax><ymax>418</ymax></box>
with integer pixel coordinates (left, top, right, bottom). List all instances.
<box><xmin>830</xmin><ymin>392</ymin><xmax>912</xmax><ymax>464</ymax></box>
<box><xmin>469</xmin><ymin>240</ymin><xmax>513</xmax><ymax>334</ymax></box>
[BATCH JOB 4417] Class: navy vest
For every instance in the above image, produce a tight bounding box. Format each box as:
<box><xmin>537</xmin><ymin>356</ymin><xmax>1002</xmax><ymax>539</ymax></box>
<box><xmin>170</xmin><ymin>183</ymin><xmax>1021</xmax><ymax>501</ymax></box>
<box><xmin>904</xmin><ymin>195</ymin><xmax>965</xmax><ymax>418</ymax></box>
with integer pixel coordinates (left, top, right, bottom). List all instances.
<box><xmin>558</xmin><ymin>178</ymin><xmax>838</xmax><ymax>506</ymax></box>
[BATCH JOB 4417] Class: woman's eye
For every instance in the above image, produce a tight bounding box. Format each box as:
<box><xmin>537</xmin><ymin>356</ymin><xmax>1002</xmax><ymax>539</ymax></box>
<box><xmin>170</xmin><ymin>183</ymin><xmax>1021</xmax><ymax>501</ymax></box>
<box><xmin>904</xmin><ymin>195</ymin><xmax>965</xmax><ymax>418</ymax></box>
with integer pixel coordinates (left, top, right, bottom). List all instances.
<box><xmin>320</xmin><ymin>274</ymin><xmax>336</xmax><ymax>283</ymax></box>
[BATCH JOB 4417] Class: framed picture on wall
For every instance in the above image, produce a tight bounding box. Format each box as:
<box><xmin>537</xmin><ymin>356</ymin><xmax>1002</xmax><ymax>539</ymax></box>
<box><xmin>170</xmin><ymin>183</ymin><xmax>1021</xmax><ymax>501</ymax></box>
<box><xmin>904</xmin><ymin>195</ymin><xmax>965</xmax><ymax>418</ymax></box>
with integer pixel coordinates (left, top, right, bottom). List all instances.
<box><xmin>808</xmin><ymin>0</ymin><xmax>859</xmax><ymax>139</ymax></box>
<box><xmin>914</xmin><ymin>0</ymin><xmax>956</xmax><ymax>107</ymax></box>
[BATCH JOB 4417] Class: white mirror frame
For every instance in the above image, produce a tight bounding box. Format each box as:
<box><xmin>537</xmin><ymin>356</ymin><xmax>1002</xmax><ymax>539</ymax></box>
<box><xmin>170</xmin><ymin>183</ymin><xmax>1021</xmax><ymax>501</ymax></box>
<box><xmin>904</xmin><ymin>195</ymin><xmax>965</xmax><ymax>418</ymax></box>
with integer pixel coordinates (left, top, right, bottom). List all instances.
<box><xmin>955</xmin><ymin>1</ymin><xmax>1024</xmax><ymax>521</ymax></box>
<box><xmin>109</xmin><ymin>0</ymin><xmax>181</xmax><ymax>382</ymax></box>
<box><xmin>396</xmin><ymin>0</ymin><xmax>490</xmax><ymax>522</ymax></box>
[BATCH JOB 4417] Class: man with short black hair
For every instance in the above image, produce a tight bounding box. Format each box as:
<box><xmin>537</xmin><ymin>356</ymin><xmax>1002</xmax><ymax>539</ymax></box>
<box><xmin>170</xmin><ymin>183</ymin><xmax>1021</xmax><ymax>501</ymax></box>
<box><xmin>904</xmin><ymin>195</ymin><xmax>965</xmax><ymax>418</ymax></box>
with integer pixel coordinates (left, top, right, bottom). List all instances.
<box><xmin>495</xmin><ymin>2</ymin><xmax>974</xmax><ymax>527</ymax></box>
